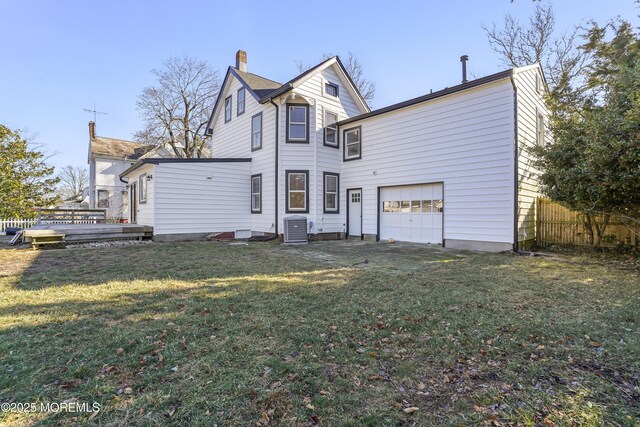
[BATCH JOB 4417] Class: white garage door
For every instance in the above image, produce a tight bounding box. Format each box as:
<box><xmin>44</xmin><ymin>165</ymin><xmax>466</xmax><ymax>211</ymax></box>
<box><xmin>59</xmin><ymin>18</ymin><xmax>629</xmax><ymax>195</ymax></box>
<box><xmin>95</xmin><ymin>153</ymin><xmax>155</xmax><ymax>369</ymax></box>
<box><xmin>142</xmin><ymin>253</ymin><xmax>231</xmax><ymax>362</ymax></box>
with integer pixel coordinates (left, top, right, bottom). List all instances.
<box><xmin>380</xmin><ymin>184</ymin><xmax>443</xmax><ymax>244</ymax></box>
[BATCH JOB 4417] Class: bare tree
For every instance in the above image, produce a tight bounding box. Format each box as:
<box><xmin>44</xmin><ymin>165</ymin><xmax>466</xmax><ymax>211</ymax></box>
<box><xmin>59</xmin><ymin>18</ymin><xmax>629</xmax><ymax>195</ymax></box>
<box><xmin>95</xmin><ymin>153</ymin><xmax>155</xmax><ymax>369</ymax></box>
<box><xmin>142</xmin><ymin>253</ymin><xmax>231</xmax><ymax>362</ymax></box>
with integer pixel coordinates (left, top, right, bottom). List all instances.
<box><xmin>136</xmin><ymin>56</ymin><xmax>220</xmax><ymax>158</ymax></box>
<box><xmin>57</xmin><ymin>165</ymin><xmax>88</xmax><ymax>199</ymax></box>
<box><xmin>483</xmin><ymin>3</ymin><xmax>586</xmax><ymax>87</ymax></box>
<box><xmin>297</xmin><ymin>52</ymin><xmax>376</xmax><ymax>104</ymax></box>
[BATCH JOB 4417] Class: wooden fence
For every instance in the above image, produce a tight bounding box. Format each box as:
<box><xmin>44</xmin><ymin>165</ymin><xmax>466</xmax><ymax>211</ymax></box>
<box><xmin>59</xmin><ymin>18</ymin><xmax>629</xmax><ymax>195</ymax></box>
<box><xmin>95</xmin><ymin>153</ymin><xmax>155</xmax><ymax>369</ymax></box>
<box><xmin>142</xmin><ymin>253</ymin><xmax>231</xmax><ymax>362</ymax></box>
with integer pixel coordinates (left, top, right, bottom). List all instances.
<box><xmin>0</xmin><ymin>218</ymin><xmax>38</xmax><ymax>234</ymax></box>
<box><xmin>536</xmin><ymin>198</ymin><xmax>639</xmax><ymax>247</ymax></box>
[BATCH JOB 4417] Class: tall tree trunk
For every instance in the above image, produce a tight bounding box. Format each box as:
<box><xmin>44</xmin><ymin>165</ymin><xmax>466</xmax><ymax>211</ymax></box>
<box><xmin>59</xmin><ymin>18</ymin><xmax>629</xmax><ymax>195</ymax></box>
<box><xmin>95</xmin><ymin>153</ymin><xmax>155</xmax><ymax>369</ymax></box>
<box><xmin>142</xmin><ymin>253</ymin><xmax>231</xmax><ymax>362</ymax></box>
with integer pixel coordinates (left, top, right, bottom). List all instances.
<box><xmin>593</xmin><ymin>214</ymin><xmax>611</xmax><ymax>249</ymax></box>
<box><xmin>583</xmin><ymin>214</ymin><xmax>595</xmax><ymax>246</ymax></box>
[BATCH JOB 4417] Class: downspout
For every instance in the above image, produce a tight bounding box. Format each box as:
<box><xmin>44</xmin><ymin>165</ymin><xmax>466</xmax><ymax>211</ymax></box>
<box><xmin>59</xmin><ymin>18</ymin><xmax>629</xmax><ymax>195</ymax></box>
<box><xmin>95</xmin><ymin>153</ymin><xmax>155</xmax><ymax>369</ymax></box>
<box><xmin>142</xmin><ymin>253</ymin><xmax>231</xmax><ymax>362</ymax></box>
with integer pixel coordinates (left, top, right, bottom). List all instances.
<box><xmin>510</xmin><ymin>74</ymin><xmax>519</xmax><ymax>252</ymax></box>
<box><xmin>270</xmin><ymin>98</ymin><xmax>279</xmax><ymax>236</ymax></box>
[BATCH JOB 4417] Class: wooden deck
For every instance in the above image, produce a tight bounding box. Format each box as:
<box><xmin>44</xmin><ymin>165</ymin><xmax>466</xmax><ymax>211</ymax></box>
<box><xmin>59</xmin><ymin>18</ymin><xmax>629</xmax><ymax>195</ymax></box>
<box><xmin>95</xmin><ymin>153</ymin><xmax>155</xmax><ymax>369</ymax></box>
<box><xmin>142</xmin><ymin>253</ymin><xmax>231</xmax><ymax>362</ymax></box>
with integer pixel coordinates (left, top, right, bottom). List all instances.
<box><xmin>24</xmin><ymin>224</ymin><xmax>153</xmax><ymax>243</ymax></box>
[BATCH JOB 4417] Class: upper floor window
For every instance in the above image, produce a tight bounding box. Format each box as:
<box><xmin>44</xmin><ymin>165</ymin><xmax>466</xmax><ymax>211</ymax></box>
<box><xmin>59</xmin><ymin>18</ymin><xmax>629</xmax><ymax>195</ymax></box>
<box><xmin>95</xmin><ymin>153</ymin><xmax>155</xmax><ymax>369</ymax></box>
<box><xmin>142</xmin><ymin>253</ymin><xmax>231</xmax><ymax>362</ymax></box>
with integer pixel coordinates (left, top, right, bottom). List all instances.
<box><xmin>286</xmin><ymin>170</ymin><xmax>309</xmax><ymax>213</ymax></box>
<box><xmin>251</xmin><ymin>174</ymin><xmax>262</xmax><ymax>213</ymax></box>
<box><xmin>251</xmin><ymin>113</ymin><xmax>262</xmax><ymax>151</ymax></box>
<box><xmin>324</xmin><ymin>111</ymin><xmax>338</xmax><ymax>147</ymax></box>
<box><xmin>343</xmin><ymin>126</ymin><xmax>362</xmax><ymax>160</ymax></box>
<box><xmin>237</xmin><ymin>88</ymin><xmax>245</xmax><ymax>116</ymax></box>
<box><xmin>287</xmin><ymin>104</ymin><xmax>308</xmax><ymax>143</ymax></box>
<box><xmin>536</xmin><ymin>111</ymin><xmax>545</xmax><ymax>147</ymax></box>
<box><xmin>325</xmin><ymin>82</ymin><xmax>339</xmax><ymax>97</ymax></box>
<box><xmin>224</xmin><ymin>96</ymin><xmax>232</xmax><ymax>123</ymax></box>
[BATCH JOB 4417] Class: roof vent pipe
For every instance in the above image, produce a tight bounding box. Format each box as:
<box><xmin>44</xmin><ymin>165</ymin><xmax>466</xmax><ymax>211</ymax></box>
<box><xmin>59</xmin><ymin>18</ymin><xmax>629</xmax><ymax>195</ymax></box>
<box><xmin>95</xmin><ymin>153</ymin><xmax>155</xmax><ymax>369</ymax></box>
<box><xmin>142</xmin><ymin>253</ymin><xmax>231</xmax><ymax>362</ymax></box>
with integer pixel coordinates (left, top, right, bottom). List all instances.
<box><xmin>460</xmin><ymin>55</ymin><xmax>469</xmax><ymax>83</ymax></box>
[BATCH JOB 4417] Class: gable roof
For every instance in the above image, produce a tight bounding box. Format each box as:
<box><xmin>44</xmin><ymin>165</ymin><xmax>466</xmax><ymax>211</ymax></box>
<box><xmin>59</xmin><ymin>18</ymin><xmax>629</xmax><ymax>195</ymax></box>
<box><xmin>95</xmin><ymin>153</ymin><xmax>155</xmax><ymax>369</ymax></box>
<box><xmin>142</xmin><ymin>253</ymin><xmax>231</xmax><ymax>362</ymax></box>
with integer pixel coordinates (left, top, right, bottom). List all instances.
<box><xmin>206</xmin><ymin>55</ymin><xmax>371</xmax><ymax>133</ymax></box>
<box><xmin>90</xmin><ymin>136</ymin><xmax>155</xmax><ymax>160</ymax></box>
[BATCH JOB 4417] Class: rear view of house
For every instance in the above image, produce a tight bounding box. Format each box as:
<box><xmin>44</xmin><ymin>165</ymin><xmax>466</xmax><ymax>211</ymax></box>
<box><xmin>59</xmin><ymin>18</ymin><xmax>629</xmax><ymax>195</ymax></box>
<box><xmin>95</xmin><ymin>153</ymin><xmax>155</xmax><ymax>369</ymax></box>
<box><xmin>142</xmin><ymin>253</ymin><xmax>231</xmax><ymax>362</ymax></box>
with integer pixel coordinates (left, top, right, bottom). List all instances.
<box><xmin>120</xmin><ymin>50</ymin><xmax>545</xmax><ymax>250</ymax></box>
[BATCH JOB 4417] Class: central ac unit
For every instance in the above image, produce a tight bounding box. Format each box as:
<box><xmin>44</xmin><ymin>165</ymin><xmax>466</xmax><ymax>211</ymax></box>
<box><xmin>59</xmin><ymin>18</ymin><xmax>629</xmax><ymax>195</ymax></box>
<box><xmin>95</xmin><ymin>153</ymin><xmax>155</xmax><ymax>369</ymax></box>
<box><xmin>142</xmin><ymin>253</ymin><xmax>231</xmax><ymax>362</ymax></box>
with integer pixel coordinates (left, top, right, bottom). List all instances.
<box><xmin>283</xmin><ymin>215</ymin><xmax>308</xmax><ymax>244</ymax></box>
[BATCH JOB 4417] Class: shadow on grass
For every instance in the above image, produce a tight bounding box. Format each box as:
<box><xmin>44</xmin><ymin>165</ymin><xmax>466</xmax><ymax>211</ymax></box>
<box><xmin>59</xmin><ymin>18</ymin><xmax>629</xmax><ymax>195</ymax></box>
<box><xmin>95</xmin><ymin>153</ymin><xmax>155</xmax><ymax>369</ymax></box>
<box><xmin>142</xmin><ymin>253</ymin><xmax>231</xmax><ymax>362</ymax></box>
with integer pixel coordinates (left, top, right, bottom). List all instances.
<box><xmin>1</xmin><ymin>241</ymin><xmax>639</xmax><ymax>426</ymax></box>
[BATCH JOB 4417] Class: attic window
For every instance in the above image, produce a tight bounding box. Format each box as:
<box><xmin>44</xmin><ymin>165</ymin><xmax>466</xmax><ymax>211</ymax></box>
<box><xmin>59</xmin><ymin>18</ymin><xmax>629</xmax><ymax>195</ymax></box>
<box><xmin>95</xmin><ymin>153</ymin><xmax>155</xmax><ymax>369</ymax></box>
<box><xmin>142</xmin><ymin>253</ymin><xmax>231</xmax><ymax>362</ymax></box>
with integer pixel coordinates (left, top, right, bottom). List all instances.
<box><xmin>325</xmin><ymin>82</ymin><xmax>339</xmax><ymax>97</ymax></box>
<box><xmin>225</xmin><ymin>96</ymin><xmax>232</xmax><ymax>123</ymax></box>
<box><xmin>536</xmin><ymin>73</ymin><xmax>543</xmax><ymax>93</ymax></box>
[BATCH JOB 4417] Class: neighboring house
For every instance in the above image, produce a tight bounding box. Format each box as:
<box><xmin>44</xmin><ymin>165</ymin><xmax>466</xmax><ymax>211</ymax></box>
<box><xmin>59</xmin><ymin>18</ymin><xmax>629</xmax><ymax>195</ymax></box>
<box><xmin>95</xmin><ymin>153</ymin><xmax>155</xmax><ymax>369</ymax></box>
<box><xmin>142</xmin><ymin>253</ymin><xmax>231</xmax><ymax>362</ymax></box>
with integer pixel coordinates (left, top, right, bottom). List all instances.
<box><xmin>121</xmin><ymin>50</ymin><xmax>546</xmax><ymax>251</ymax></box>
<box><xmin>87</xmin><ymin>121</ymin><xmax>156</xmax><ymax>220</ymax></box>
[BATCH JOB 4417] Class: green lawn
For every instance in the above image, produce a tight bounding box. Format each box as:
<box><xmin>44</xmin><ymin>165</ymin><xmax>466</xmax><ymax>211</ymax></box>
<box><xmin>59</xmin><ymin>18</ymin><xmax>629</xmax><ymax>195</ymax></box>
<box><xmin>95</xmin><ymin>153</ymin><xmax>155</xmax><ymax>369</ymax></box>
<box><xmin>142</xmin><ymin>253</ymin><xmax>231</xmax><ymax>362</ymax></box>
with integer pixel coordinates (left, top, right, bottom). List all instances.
<box><xmin>0</xmin><ymin>241</ymin><xmax>638</xmax><ymax>426</ymax></box>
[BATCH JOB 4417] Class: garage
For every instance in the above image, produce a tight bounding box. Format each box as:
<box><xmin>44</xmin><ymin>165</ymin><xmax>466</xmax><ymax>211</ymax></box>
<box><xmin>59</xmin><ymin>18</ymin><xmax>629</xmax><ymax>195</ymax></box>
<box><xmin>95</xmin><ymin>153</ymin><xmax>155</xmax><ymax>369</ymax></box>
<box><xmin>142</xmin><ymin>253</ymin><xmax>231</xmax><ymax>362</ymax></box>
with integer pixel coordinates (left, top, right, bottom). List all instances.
<box><xmin>379</xmin><ymin>183</ymin><xmax>443</xmax><ymax>244</ymax></box>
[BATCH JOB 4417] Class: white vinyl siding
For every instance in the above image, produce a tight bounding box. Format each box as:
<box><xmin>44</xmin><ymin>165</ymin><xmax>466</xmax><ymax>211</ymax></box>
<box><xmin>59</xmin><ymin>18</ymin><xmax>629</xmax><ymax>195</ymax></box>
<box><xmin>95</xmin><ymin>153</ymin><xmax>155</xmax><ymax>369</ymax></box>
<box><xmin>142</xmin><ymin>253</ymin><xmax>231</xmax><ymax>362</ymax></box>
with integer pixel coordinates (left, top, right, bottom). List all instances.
<box><xmin>341</xmin><ymin>78</ymin><xmax>516</xmax><ymax>245</ymax></box>
<box><xmin>278</xmin><ymin>63</ymin><xmax>366</xmax><ymax>234</ymax></box>
<box><xmin>210</xmin><ymin>75</ymin><xmax>276</xmax><ymax>234</ymax></box>
<box><xmin>153</xmin><ymin>162</ymin><xmax>251</xmax><ymax>235</ymax></box>
<box><xmin>514</xmin><ymin>66</ymin><xmax>545</xmax><ymax>246</ymax></box>
<box><xmin>90</xmin><ymin>157</ymin><xmax>133</xmax><ymax>219</ymax></box>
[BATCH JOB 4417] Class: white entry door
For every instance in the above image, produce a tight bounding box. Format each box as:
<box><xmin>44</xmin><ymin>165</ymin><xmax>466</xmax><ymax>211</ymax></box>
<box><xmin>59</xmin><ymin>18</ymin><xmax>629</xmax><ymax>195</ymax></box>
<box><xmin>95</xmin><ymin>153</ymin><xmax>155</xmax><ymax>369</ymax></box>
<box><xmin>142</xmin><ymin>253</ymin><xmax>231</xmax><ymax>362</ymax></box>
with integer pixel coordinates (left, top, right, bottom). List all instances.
<box><xmin>380</xmin><ymin>184</ymin><xmax>443</xmax><ymax>244</ymax></box>
<box><xmin>348</xmin><ymin>189</ymin><xmax>362</xmax><ymax>237</ymax></box>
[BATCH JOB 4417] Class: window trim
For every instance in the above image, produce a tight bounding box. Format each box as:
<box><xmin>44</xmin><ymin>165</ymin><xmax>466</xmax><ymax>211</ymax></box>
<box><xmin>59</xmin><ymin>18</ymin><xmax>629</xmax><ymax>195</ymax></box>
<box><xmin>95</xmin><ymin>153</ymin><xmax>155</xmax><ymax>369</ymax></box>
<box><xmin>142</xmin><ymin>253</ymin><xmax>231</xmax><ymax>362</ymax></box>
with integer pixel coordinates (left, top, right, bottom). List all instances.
<box><xmin>251</xmin><ymin>112</ymin><xmax>263</xmax><ymax>151</ymax></box>
<box><xmin>343</xmin><ymin>126</ymin><xmax>362</xmax><ymax>161</ymax></box>
<box><xmin>224</xmin><ymin>95</ymin><xmax>232</xmax><ymax>123</ymax></box>
<box><xmin>138</xmin><ymin>174</ymin><xmax>147</xmax><ymax>204</ymax></box>
<box><xmin>286</xmin><ymin>103</ymin><xmax>309</xmax><ymax>143</ymax></box>
<box><xmin>97</xmin><ymin>189</ymin><xmax>109</xmax><ymax>208</ymax></box>
<box><xmin>251</xmin><ymin>173</ymin><xmax>262</xmax><ymax>214</ymax></box>
<box><xmin>325</xmin><ymin>81</ymin><xmax>339</xmax><ymax>98</ymax></box>
<box><xmin>285</xmin><ymin>170</ymin><xmax>309</xmax><ymax>213</ymax></box>
<box><xmin>237</xmin><ymin>88</ymin><xmax>245</xmax><ymax>116</ymax></box>
<box><xmin>323</xmin><ymin>110</ymin><xmax>339</xmax><ymax>148</ymax></box>
<box><xmin>323</xmin><ymin>172</ymin><xmax>340</xmax><ymax>214</ymax></box>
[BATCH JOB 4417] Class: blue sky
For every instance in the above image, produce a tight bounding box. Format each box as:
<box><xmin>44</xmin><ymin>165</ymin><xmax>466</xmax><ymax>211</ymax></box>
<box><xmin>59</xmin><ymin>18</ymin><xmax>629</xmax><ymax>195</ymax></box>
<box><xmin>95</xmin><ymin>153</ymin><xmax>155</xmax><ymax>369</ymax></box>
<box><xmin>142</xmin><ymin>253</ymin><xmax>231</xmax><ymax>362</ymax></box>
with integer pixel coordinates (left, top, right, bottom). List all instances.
<box><xmin>1</xmin><ymin>0</ymin><xmax>637</xmax><ymax>171</ymax></box>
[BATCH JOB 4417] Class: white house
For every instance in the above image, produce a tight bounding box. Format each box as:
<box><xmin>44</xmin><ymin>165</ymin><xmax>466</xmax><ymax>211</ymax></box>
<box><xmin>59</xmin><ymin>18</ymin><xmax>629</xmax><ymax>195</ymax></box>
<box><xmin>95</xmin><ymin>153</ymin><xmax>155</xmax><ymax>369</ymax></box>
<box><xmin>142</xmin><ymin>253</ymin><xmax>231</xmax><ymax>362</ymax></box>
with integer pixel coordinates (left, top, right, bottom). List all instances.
<box><xmin>87</xmin><ymin>121</ymin><xmax>173</xmax><ymax>221</ymax></box>
<box><xmin>121</xmin><ymin>50</ymin><xmax>545</xmax><ymax>251</ymax></box>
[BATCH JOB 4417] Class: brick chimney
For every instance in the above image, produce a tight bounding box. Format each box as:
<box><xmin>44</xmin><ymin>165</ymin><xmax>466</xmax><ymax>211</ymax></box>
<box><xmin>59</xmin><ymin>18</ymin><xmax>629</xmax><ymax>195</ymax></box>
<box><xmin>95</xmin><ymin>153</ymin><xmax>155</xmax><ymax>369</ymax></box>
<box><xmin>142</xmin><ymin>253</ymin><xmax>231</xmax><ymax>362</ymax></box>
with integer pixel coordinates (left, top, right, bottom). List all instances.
<box><xmin>236</xmin><ymin>50</ymin><xmax>247</xmax><ymax>72</ymax></box>
<box><xmin>89</xmin><ymin>121</ymin><xmax>96</xmax><ymax>140</ymax></box>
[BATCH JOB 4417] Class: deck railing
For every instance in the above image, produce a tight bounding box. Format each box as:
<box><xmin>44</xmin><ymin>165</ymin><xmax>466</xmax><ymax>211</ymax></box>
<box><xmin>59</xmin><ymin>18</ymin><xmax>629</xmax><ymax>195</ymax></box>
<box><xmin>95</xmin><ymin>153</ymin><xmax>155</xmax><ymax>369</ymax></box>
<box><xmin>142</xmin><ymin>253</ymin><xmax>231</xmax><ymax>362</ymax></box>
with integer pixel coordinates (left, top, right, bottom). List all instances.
<box><xmin>36</xmin><ymin>208</ymin><xmax>107</xmax><ymax>225</ymax></box>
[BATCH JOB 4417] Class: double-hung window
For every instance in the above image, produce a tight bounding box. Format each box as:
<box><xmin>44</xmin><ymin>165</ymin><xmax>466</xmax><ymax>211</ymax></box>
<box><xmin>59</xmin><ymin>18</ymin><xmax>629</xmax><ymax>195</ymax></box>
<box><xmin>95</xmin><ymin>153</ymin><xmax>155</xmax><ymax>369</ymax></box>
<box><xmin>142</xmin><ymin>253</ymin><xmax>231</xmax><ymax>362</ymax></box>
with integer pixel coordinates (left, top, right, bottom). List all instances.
<box><xmin>139</xmin><ymin>174</ymin><xmax>147</xmax><ymax>203</ymax></box>
<box><xmin>287</xmin><ymin>104</ymin><xmax>308</xmax><ymax>143</ymax></box>
<box><xmin>224</xmin><ymin>96</ymin><xmax>232</xmax><ymax>123</ymax></box>
<box><xmin>251</xmin><ymin>113</ymin><xmax>262</xmax><ymax>150</ymax></box>
<box><xmin>343</xmin><ymin>126</ymin><xmax>362</xmax><ymax>160</ymax></box>
<box><xmin>324</xmin><ymin>111</ymin><xmax>338</xmax><ymax>147</ymax></box>
<box><xmin>286</xmin><ymin>170</ymin><xmax>309</xmax><ymax>213</ymax></box>
<box><xmin>237</xmin><ymin>88</ymin><xmax>245</xmax><ymax>116</ymax></box>
<box><xmin>251</xmin><ymin>174</ymin><xmax>262</xmax><ymax>213</ymax></box>
<box><xmin>323</xmin><ymin>172</ymin><xmax>339</xmax><ymax>213</ymax></box>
